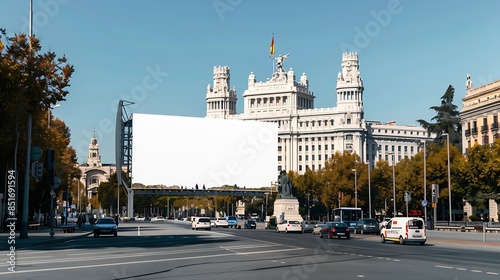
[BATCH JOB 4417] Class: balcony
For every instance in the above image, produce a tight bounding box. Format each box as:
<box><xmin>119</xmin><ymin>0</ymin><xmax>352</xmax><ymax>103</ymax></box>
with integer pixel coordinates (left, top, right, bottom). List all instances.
<box><xmin>491</xmin><ymin>122</ymin><xmax>499</xmax><ymax>131</ymax></box>
<box><xmin>471</xmin><ymin>127</ymin><xmax>478</xmax><ymax>135</ymax></box>
<box><xmin>464</xmin><ymin>129</ymin><xmax>471</xmax><ymax>137</ymax></box>
<box><xmin>481</xmin><ymin>125</ymin><xmax>489</xmax><ymax>133</ymax></box>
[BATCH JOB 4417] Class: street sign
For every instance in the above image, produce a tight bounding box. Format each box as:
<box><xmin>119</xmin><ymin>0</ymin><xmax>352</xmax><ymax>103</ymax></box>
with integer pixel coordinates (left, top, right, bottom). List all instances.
<box><xmin>421</xmin><ymin>199</ymin><xmax>428</xmax><ymax>207</ymax></box>
<box><xmin>50</xmin><ymin>190</ymin><xmax>56</xmax><ymax>198</ymax></box>
<box><xmin>404</xmin><ymin>191</ymin><xmax>411</xmax><ymax>203</ymax></box>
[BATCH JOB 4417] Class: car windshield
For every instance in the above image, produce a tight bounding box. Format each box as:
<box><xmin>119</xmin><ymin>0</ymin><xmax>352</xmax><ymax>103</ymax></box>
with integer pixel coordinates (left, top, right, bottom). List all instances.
<box><xmin>96</xmin><ymin>219</ymin><xmax>115</xmax><ymax>224</ymax></box>
<box><xmin>199</xmin><ymin>218</ymin><xmax>210</xmax><ymax>222</ymax></box>
<box><xmin>364</xmin><ymin>219</ymin><xmax>378</xmax><ymax>225</ymax></box>
<box><xmin>227</xmin><ymin>216</ymin><xmax>236</xmax><ymax>220</ymax></box>
<box><xmin>333</xmin><ymin>222</ymin><xmax>347</xmax><ymax>228</ymax></box>
<box><xmin>289</xmin><ymin>221</ymin><xmax>300</xmax><ymax>224</ymax></box>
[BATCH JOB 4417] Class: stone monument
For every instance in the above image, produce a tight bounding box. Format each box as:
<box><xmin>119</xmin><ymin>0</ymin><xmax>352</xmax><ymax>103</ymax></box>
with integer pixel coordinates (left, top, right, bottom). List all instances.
<box><xmin>274</xmin><ymin>170</ymin><xmax>303</xmax><ymax>223</ymax></box>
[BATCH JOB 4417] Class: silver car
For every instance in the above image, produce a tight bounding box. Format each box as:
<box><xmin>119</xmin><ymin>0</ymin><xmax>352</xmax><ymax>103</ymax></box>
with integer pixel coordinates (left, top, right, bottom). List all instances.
<box><xmin>93</xmin><ymin>218</ymin><xmax>118</xmax><ymax>237</ymax></box>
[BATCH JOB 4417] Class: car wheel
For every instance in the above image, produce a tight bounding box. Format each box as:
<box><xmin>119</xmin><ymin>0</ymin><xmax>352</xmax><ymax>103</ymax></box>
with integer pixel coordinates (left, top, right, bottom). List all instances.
<box><xmin>114</xmin><ymin>233</ymin><xmax>117</xmax><ymax>237</ymax></box>
<box><xmin>399</xmin><ymin>236</ymin><xmax>405</xmax><ymax>245</ymax></box>
<box><xmin>319</xmin><ymin>233</ymin><xmax>323</xmax><ymax>238</ymax></box>
<box><xmin>381</xmin><ymin>234</ymin><xmax>386</xmax><ymax>243</ymax></box>
<box><xmin>94</xmin><ymin>233</ymin><xmax>97</xmax><ymax>237</ymax></box>
<box><xmin>419</xmin><ymin>241</ymin><xmax>425</xmax><ymax>246</ymax></box>
<box><xmin>347</xmin><ymin>235</ymin><xmax>350</xmax><ymax>239</ymax></box>
<box><xmin>207</xmin><ymin>228</ymin><xmax>211</xmax><ymax>231</ymax></box>
<box><xmin>337</xmin><ymin>235</ymin><xmax>341</xmax><ymax>239</ymax></box>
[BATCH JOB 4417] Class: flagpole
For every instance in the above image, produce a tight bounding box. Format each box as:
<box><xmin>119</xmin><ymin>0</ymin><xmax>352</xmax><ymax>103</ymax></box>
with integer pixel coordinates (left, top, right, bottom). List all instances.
<box><xmin>270</xmin><ymin>33</ymin><xmax>275</xmax><ymax>74</ymax></box>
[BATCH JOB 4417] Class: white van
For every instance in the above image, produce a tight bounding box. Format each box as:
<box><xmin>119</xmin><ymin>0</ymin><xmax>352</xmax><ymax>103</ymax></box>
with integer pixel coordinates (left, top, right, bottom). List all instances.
<box><xmin>380</xmin><ymin>217</ymin><xmax>426</xmax><ymax>245</ymax></box>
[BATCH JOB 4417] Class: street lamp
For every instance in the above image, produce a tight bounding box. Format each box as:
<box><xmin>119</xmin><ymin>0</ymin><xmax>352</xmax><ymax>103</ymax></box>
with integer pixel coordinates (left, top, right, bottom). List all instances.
<box><xmin>442</xmin><ymin>133</ymin><xmax>452</xmax><ymax>222</ymax></box>
<box><xmin>367</xmin><ymin>161</ymin><xmax>372</xmax><ymax>219</ymax></box>
<box><xmin>48</xmin><ymin>104</ymin><xmax>60</xmax><ymax>128</ymax></box>
<box><xmin>388</xmin><ymin>152</ymin><xmax>396</xmax><ymax>217</ymax></box>
<box><xmin>352</xmin><ymin>169</ymin><xmax>357</xmax><ymax>208</ymax></box>
<box><xmin>421</xmin><ymin>140</ymin><xmax>427</xmax><ymax>223</ymax></box>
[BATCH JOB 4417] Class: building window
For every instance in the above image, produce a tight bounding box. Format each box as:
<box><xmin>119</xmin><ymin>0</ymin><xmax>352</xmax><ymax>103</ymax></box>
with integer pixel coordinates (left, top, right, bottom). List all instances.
<box><xmin>325</xmin><ymin>145</ymin><xmax>328</xmax><ymax>150</ymax></box>
<box><xmin>299</xmin><ymin>146</ymin><xmax>302</xmax><ymax>152</ymax></box>
<box><xmin>278</xmin><ymin>156</ymin><xmax>282</xmax><ymax>161</ymax></box>
<box><xmin>299</xmin><ymin>165</ymin><xmax>302</xmax><ymax>171</ymax></box>
<box><xmin>278</xmin><ymin>146</ymin><xmax>282</xmax><ymax>152</ymax></box>
<box><xmin>345</xmin><ymin>134</ymin><xmax>353</xmax><ymax>141</ymax></box>
<box><xmin>347</xmin><ymin>119</ymin><xmax>351</xmax><ymax>124</ymax></box>
<box><xmin>318</xmin><ymin>145</ymin><xmax>321</xmax><ymax>151</ymax></box>
<box><xmin>385</xmin><ymin>145</ymin><xmax>388</xmax><ymax>151</ymax></box>
<box><xmin>306</xmin><ymin>145</ymin><xmax>309</xmax><ymax>151</ymax></box>
<box><xmin>318</xmin><ymin>155</ymin><xmax>322</xmax><ymax>161</ymax></box>
<box><xmin>299</xmin><ymin>155</ymin><xmax>302</xmax><ymax>161</ymax></box>
<box><xmin>331</xmin><ymin>144</ymin><xmax>334</xmax><ymax>150</ymax></box>
<box><xmin>325</xmin><ymin>154</ymin><xmax>328</xmax><ymax>161</ymax></box>
<box><xmin>305</xmin><ymin>155</ymin><xmax>309</xmax><ymax>161</ymax></box>
<box><xmin>312</xmin><ymin>145</ymin><xmax>315</xmax><ymax>151</ymax></box>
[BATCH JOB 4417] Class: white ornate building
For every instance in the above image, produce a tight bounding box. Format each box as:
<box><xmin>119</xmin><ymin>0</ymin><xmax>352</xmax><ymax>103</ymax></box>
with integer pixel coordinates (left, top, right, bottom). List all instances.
<box><xmin>78</xmin><ymin>137</ymin><xmax>121</xmax><ymax>199</ymax></box>
<box><xmin>206</xmin><ymin>52</ymin><xmax>431</xmax><ymax>173</ymax></box>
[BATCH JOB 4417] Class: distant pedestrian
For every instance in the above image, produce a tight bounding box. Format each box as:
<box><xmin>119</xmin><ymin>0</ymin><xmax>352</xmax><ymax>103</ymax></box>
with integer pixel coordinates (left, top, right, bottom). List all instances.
<box><xmin>77</xmin><ymin>214</ymin><xmax>82</xmax><ymax>230</ymax></box>
<box><xmin>114</xmin><ymin>214</ymin><xmax>120</xmax><ymax>226</ymax></box>
<box><xmin>81</xmin><ymin>214</ymin><xmax>86</xmax><ymax>231</ymax></box>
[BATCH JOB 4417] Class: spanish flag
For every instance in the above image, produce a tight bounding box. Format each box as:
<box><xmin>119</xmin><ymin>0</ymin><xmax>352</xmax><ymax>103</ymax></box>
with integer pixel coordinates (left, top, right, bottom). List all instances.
<box><xmin>270</xmin><ymin>34</ymin><xmax>275</xmax><ymax>57</ymax></box>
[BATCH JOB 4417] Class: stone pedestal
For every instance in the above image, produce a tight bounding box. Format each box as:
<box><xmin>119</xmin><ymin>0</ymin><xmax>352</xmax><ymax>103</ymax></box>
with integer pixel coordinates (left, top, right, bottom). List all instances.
<box><xmin>273</xmin><ymin>198</ymin><xmax>303</xmax><ymax>223</ymax></box>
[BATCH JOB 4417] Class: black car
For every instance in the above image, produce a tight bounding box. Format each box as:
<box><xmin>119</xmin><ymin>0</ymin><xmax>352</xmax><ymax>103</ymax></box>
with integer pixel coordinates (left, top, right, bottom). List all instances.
<box><xmin>354</xmin><ymin>218</ymin><xmax>380</xmax><ymax>234</ymax></box>
<box><xmin>327</xmin><ymin>222</ymin><xmax>350</xmax><ymax>239</ymax></box>
<box><xmin>244</xmin><ymin>220</ymin><xmax>257</xmax><ymax>229</ymax></box>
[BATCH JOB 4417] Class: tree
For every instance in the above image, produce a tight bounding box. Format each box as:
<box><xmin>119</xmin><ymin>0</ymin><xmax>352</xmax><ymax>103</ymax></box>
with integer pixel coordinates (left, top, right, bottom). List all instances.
<box><xmin>0</xmin><ymin>30</ymin><xmax>75</xmax><ymax>217</ymax></box>
<box><xmin>97</xmin><ymin>172</ymin><xmax>126</xmax><ymax>214</ymax></box>
<box><xmin>417</xmin><ymin>85</ymin><xmax>462</xmax><ymax>151</ymax></box>
<box><xmin>457</xmin><ymin>139</ymin><xmax>500</xmax><ymax>210</ymax></box>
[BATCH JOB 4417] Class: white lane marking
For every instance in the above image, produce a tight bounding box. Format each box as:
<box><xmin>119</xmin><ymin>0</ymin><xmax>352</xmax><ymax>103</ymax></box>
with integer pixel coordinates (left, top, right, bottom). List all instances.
<box><xmin>471</xmin><ymin>270</ymin><xmax>482</xmax><ymax>273</ymax></box>
<box><xmin>486</xmin><ymin>272</ymin><xmax>499</xmax><ymax>275</ymax></box>
<box><xmin>436</xmin><ymin>265</ymin><xmax>453</xmax><ymax>269</ymax></box>
<box><xmin>456</xmin><ymin>268</ymin><xmax>467</xmax><ymax>271</ymax></box>
<box><xmin>0</xmin><ymin>247</ymin><xmax>304</xmax><ymax>275</ymax></box>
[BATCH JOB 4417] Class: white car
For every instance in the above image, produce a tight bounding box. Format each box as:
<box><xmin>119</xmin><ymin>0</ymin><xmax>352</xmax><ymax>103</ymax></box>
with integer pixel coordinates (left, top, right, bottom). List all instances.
<box><xmin>151</xmin><ymin>216</ymin><xmax>165</xmax><ymax>222</ymax></box>
<box><xmin>192</xmin><ymin>217</ymin><xmax>211</xmax><ymax>230</ymax></box>
<box><xmin>276</xmin><ymin>220</ymin><xmax>303</xmax><ymax>233</ymax></box>
<box><xmin>214</xmin><ymin>217</ymin><xmax>229</xmax><ymax>228</ymax></box>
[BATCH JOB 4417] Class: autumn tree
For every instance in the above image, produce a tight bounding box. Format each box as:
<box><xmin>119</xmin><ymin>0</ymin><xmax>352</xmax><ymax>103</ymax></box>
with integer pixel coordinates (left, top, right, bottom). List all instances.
<box><xmin>0</xmin><ymin>30</ymin><xmax>75</xmax><ymax>218</ymax></box>
<box><xmin>97</xmin><ymin>172</ymin><xmax>126</xmax><ymax>215</ymax></box>
<box><xmin>457</xmin><ymin>139</ymin><xmax>500</xmax><ymax>211</ymax></box>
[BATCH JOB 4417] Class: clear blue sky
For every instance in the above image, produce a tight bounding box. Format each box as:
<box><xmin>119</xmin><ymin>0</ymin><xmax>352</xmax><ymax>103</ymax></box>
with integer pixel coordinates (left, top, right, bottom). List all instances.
<box><xmin>3</xmin><ymin>1</ymin><xmax>500</xmax><ymax>164</ymax></box>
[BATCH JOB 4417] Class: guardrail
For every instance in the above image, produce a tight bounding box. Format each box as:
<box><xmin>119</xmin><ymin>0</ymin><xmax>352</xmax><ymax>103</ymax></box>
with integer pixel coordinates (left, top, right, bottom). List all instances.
<box><xmin>435</xmin><ymin>225</ymin><xmax>500</xmax><ymax>233</ymax></box>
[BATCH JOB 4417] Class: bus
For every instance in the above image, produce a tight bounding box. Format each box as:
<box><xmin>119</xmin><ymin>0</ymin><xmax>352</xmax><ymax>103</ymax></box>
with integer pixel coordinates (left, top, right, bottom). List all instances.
<box><xmin>332</xmin><ymin>207</ymin><xmax>363</xmax><ymax>230</ymax></box>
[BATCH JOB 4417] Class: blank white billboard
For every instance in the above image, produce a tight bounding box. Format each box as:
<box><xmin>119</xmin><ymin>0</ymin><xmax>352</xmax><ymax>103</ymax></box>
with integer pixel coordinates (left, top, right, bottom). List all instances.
<box><xmin>132</xmin><ymin>113</ymin><xmax>278</xmax><ymax>188</ymax></box>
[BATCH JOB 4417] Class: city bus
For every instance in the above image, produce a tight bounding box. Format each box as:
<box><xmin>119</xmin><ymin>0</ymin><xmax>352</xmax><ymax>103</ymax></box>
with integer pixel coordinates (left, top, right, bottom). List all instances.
<box><xmin>332</xmin><ymin>207</ymin><xmax>363</xmax><ymax>230</ymax></box>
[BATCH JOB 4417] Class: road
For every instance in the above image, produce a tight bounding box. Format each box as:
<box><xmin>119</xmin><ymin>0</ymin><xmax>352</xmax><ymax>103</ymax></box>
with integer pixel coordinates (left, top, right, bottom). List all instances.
<box><xmin>2</xmin><ymin>221</ymin><xmax>500</xmax><ymax>279</ymax></box>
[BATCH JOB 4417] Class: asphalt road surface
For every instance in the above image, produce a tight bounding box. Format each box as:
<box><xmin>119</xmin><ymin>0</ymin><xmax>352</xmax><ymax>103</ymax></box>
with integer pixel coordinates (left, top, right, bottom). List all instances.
<box><xmin>2</xmin><ymin>221</ymin><xmax>500</xmax><ymax>280</ymax></box>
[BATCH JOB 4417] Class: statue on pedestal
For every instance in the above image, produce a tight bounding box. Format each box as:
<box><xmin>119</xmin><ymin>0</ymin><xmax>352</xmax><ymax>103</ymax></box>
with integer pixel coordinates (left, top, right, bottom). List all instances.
<box><xmin>278</xmin><ymin>170</ymin><xmax>294</xmax><ymax>198</ymax></box>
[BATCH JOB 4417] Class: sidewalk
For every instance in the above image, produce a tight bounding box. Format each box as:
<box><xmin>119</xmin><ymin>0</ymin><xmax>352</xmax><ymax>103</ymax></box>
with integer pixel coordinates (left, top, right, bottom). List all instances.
<box><xmin>1</xmin><ymin>223</ymin><xmax>93</xmax><ymax>249</ymax></box>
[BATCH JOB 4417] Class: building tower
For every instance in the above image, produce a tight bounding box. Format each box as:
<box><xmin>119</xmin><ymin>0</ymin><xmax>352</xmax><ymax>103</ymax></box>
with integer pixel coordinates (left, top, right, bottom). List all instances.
<box><xmin>206</xmin><ymin>66</ymin><xmax>237</xmax><ymax>119</ymax></box>
<box><xmin>336</xmin><ymin>52</ymin><xmax>364</xmax><ymax>117</ymax></box>
<box><xmin>86</xmin><ymin>137</ymin><xmax>102</xmax><ymax>168</ymax></box>
<box><xmin>336</xmin><ymin>52</ymin><xmax>366</xmax><ymax>156</ymax></box>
